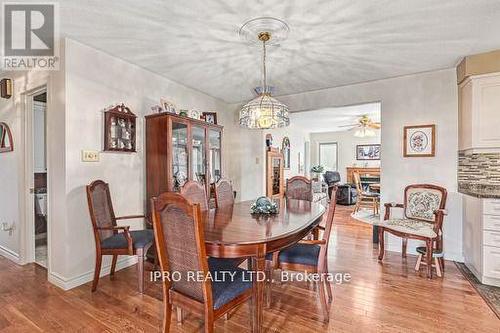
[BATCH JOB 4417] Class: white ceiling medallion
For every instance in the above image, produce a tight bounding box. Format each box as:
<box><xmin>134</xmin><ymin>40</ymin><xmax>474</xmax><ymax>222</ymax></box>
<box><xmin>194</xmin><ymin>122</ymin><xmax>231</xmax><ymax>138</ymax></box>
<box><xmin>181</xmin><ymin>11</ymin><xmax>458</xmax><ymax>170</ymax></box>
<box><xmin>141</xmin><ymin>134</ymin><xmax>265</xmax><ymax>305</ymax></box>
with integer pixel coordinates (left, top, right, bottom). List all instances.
<box><xmin>239</xmin><ymin>17</ymin><xmax>290</xmax><ymax>130</ymax></box>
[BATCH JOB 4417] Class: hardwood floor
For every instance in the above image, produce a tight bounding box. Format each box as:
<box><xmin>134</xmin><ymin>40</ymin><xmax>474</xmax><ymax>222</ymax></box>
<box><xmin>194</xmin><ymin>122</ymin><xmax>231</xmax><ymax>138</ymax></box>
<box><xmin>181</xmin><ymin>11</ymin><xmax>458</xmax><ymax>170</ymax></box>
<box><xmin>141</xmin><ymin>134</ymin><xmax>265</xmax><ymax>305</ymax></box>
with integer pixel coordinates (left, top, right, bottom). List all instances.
<box><xmin>0</xmin><ymin>205</ymin><xmax>498</xmax><ymax>332</ymax></box>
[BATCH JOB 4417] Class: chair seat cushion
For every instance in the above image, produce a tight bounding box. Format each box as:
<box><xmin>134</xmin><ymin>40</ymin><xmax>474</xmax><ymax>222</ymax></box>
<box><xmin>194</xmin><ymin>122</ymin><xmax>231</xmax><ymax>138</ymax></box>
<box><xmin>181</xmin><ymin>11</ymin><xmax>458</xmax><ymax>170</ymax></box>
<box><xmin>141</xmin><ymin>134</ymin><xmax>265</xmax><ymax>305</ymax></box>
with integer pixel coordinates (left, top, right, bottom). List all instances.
<box><xmin>101</xmin><ymin>229</ymin><xmax>154</xmax><ymax>249</ymax></box>
<box><xmin>208</xmin><ymin>260</ymin><xmax>252</xmax><ymax>310</ymax></box>
<box><xmin>377</xmin><ymin>218</ymin><xmax>437</xmax><ymax>238</ymax></box>
<box><xmin>278</xmin><ymin>243</ymin><xmax>321</xmax><ymax>266</ymax></box>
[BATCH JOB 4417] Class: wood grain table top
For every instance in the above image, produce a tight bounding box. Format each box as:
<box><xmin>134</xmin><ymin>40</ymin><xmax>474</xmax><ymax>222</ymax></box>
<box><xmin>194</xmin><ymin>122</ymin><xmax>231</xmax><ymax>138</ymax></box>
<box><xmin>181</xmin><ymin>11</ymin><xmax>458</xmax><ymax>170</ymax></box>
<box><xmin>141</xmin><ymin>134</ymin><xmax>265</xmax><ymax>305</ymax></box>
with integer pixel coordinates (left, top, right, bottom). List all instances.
<box><xmin>201</xmin><ymin>199</ymin><xmax>325</xmax><ymax>246</ymax></box>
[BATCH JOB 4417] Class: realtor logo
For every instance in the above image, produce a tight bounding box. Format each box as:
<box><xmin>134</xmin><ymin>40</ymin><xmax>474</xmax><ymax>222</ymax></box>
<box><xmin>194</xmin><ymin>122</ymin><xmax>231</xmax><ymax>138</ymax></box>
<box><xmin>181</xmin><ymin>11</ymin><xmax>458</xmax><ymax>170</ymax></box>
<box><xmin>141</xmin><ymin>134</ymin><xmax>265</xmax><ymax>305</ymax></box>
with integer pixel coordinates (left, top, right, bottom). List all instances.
<box><xmin>2</xmin><ymin>3</ymin><xmax>59</xmax><ymax>70</ymax></box>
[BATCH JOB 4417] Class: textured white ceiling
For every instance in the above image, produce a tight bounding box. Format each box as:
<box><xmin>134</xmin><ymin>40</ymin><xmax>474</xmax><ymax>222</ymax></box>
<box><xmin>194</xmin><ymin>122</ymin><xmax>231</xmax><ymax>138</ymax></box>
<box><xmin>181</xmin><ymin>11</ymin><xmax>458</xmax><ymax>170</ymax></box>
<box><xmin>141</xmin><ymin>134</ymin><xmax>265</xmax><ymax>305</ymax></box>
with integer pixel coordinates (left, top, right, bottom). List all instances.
<box><xmin>292</xmin><ymin>102</ymin><xmax>381</xmax><ymax>134</ymax></box>
<box><xmin>61</xmin><ymin>0</ymin><xmax>500</xmax><ymax>103</ymax></box>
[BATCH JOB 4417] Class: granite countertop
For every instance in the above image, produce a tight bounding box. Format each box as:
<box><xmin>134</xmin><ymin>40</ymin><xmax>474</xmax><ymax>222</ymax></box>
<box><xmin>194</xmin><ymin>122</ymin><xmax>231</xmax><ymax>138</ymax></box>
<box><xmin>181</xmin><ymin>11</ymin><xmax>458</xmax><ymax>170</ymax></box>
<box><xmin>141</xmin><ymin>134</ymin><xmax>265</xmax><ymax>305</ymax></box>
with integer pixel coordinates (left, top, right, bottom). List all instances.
<box><xmin>458</xmin><ymin>182</ymin><xmax>500</xmax><ymax>199</ymax></box>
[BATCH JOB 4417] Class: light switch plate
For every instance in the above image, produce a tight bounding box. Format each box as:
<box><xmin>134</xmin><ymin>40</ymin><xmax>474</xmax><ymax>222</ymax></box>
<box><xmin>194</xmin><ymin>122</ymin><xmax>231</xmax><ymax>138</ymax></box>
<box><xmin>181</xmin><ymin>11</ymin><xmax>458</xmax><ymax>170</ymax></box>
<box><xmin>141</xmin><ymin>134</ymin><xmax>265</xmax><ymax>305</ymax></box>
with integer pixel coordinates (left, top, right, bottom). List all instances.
<box><xmin>82</xmin><ymin>150</ymin><xmax>100</xmax><ymax>162</ymax></box>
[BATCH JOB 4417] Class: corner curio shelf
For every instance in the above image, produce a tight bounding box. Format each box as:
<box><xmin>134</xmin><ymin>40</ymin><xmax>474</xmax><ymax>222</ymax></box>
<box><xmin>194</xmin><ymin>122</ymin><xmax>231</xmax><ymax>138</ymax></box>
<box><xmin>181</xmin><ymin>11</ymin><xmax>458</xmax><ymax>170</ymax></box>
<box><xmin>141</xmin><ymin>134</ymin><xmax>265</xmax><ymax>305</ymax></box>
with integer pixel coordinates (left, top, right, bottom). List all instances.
<box><xmin>103</xmin><ymin>104</ymin><xmax>137</xmax><ymax>153</ymax></box>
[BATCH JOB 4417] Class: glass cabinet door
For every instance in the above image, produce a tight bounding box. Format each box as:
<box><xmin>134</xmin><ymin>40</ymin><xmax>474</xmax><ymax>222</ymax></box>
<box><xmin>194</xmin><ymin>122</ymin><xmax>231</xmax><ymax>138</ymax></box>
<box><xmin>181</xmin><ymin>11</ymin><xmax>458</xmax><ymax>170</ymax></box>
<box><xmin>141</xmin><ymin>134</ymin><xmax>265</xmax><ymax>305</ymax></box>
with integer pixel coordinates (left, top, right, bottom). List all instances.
<box><xmin>272</xmin><ymin>157</ymin><xmax>282</xmax><ymax>195</ymax></box>
<box><xmin>191</xmin><ymin>126</ymin><xmax>206</xmax><ymax>185</ymax></box>
<box><xmin>209</xmin><ymin>129</ymin><xmax>221</xmax><ymax>184</ymax></box>
<box><xmin>171</xmin><ymin>121</ymin><xmax>188</xmax><ymax>191</ymax></box>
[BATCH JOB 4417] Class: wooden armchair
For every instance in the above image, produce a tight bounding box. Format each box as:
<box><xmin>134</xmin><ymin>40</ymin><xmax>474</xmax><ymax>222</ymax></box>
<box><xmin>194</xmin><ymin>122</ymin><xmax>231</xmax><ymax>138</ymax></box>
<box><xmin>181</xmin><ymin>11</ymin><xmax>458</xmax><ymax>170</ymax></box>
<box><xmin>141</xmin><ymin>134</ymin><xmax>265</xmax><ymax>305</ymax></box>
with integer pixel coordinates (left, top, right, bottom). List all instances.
<box><xmin>353</xmin><ymin>172</ymin><xmax>380</xmax><ymax>215</ymax></box>
<box><xmin>266</xmin><ymin>188</ymin><xmax>337</xmax><ymax>322</ymax></box>
<box><xmin>181</xmin><ymin>181</ymin><xmax>209</xmax><ymax>211</ymax></box>
<box><xmin>286</xmin><ymin>176</ymin><xmax>313</xmax><ymax>201</ymax></box>
<box><xmin>377</xmin><ymin>184</ymin><xmax>448</xmax><ymax>279</ymax></box>
<box><xmin>151</xmin><ymin>192</ymin><xmax>252</xmax><ymax>332</ymax></box>
<box><xmin>213</xmin><ymin>179</ymin><xmax>235</xmax><ymax>208</ymax></box>
<box><xmin>86</xmin><ymin>180</ymin><xmax>154</xmax><ymax>293</ymax></box>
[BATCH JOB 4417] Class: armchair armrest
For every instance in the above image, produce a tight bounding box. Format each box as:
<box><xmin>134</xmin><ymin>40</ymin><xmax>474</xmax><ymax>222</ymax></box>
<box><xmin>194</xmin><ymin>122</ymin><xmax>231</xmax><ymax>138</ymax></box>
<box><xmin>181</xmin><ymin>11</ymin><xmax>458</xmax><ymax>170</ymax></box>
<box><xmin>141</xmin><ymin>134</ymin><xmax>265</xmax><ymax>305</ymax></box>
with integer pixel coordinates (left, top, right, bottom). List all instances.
<box><xmin>299</xmin><ymin>239</ymin><xmax>327</xmax><ymax>245</ymax></box>
<box><xmin>97</xmin><ymin>226</ymin><xmax>133</xmax><ymax>254</ymax></box>
<box><xmin>97</xmin><ymin>226</ymin><xmax>130</xmax><ymax>231</ymax></box>
<box><xmin>384</xmin><ymin>202</ymin><xmax>404</xmax><ymax>208</ymax></box>
<box><xmin>115</xmin><ymin>215</ymin><xmax>146</xmax><ymax>220</ymax></box>
<box><xmin>383</xmin><ymin>202</ymin><xmax>404</xmax><ymax>220</ymax></box>
<box><xmin>434</xmin><ymin>209</ymin><xmax>448</xmax><ymax>216</ymax></box>
<box><xmin>115</xmin><ymin>214</ymin><xmax>152</xmax><ymax>227</ymax></box>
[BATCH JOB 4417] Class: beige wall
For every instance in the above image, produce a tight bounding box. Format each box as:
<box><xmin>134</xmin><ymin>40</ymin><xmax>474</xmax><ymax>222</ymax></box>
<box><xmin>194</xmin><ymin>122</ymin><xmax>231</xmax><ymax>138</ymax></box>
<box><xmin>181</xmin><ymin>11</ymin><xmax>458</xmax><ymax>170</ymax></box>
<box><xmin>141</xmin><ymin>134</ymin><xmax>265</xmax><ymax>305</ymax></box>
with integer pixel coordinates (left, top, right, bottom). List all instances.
<box><xmin>226</xmin><ymin>69</ymin><xmax>462</xmax><ymax>261</ymax></box>
<box><xmin>310</xmin><ymin>130</ymin><xmax>381</xmax><ymax>182</ymax></box>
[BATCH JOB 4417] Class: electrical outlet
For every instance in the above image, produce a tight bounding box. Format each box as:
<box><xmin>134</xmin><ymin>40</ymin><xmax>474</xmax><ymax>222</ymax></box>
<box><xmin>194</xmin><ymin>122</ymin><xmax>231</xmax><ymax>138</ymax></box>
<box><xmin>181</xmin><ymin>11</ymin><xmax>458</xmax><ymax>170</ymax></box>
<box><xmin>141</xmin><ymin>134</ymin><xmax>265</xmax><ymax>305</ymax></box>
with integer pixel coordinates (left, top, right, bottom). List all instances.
<box><xmin>82</xmin><ymin>150</ymin><xmax>100</xmax><ymax>162</ymax></box>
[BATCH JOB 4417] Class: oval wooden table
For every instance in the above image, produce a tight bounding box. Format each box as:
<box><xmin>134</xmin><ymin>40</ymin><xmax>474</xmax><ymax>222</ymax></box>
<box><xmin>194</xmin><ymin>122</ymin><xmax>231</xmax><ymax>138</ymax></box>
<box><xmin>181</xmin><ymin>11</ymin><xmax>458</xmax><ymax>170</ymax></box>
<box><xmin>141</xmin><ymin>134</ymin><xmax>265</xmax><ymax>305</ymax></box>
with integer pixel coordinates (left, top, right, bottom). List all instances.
<box><xmin>200</xmin><ymin>198</ymin><xmax>326</xmax><ymax>333</ymax></box>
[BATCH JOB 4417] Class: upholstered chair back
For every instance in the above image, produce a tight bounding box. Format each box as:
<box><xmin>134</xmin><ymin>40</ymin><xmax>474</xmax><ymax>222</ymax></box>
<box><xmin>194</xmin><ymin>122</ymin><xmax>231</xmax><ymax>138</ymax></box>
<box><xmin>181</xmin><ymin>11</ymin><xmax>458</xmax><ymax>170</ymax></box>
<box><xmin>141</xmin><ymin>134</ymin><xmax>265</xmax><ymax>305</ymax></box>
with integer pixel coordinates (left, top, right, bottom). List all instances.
<box><xmin>181</xmin><ymin>181</ymin><xmax>209</xmax><ymax>211</ymax></box>
<box><xmin>286</xmin><ymin>176</ymin><xmax>313</xmax><ymax>201</ymax></box>
<box><xmin>151</xmin><ymin>192</ymin><xmax>211</xmax><ymax>306</ymax></box>
<box><xmin>404</xmin><ymin>185</ymin><xmax>447</xmax><ymax>223</ymax></box>
<box><xmin>86</xmin><ymin>180</ymin><xmax>116</xmax><ymax>241</ymax></box>
<box><xmin>214</xmin><ymin>179</ymin><xmax>234</xmax><ymax>207</ymax></box>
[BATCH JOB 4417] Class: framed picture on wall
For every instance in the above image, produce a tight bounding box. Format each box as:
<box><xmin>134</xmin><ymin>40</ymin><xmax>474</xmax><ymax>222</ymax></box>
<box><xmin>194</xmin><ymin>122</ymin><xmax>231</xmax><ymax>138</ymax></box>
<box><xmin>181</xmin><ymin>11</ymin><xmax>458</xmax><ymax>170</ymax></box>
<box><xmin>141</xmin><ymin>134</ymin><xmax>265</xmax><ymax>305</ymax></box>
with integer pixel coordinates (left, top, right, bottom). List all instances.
<box><xmin>403</xmin><ymin>124</ymin><xmax>435</xmax><ymax>157</ymax></box>
<box><xmin>356</xmin><ymin>144</ymin><xmax>380</xmax><ymax>160</ymax></box>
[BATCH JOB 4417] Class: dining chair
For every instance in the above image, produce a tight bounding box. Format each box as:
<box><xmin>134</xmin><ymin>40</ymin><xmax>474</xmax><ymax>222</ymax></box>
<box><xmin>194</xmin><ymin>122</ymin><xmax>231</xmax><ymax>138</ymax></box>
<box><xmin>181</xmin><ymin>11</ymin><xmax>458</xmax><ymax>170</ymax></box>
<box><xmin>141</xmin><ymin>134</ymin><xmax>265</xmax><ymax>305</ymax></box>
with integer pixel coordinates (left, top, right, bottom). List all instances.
<box><xmin>213</xmin><ymin>178</ymin><xmax>234</xmax><ymax>208</ymax></box>
<box><xmin>86</xmin><ymin>180</ymin><xmax>154</xmax><ymax>293</ymax></box>
<box><xmin>151</xmin><ymin>192</ymin><xmax>253</xmax><ymax>333</ymax></box>
<box><xmin>266</xmin><ymin>186</ymin><xmax>337</xmax><ymax>322</ymax></box>
<box><xmin>353</xmin><ymin>172</ymin><xmax>379</xmax><ymax>215</ymax></box>
<box><xmin>286</xmin><ymin>176</ymin><xmax>313</xmax><ymax>201</ymax></box>
<box><xmin>377</xmin><ymin>184</ymin><xmax>448</xmax><ymax>279</ymax></box>
<box><xmin>180</xmin><ymin>181</ymin><xmax>208</xmax><ymax>211</ymax></box>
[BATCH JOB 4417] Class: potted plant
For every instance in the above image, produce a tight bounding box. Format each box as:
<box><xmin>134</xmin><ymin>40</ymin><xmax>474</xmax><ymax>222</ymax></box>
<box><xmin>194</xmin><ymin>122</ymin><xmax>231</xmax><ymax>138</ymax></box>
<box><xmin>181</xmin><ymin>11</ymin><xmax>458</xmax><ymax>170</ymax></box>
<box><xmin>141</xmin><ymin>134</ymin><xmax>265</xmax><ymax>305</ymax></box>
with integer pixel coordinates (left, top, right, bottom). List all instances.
<box><xmin>310</xmin><ymin>165</ymin><xmax>324</xmax><ymax>181</ymax></box>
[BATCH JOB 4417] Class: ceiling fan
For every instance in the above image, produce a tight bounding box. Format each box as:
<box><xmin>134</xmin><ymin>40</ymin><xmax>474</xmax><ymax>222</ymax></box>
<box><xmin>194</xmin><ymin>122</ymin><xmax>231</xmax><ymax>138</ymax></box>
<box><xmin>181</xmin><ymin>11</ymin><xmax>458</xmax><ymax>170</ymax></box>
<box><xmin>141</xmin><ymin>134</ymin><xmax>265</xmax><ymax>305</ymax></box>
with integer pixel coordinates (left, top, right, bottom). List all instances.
<box><xmin>339</xmin><ymin>115</ymin><xmax>381</xmax><ymax>137</ymax></box>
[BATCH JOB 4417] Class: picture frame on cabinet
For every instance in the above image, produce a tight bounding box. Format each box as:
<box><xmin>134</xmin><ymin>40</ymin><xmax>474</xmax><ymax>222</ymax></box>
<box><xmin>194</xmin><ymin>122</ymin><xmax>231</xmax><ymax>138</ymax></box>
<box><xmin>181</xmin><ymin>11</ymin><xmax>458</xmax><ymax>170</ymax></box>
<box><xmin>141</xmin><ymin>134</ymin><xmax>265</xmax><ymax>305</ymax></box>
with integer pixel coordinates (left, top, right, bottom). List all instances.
<box><xmin>403</xmin><ymin>124</ymin><xmax>435</xmax><ymax>157</ymax></box>
<box><xmin>202</xmin><ymin>112</ymin><xmax>217</xmax><ymax>124</ymax></box>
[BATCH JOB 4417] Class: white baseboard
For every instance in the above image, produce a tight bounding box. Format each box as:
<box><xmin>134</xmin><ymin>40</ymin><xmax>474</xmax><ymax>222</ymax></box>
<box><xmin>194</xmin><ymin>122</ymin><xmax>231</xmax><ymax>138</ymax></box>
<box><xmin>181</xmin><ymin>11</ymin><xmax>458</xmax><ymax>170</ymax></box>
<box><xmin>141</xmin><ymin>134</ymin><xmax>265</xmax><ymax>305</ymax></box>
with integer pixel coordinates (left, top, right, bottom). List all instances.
<box><xmin>0</xmin><ymin>245</ymin><xmax>21</xmax><ymax>264</ymax></box>
<box><xmin>48</xmin><ymin>256</ymin><xmax>138</xmax><ymax>291</ymax></box>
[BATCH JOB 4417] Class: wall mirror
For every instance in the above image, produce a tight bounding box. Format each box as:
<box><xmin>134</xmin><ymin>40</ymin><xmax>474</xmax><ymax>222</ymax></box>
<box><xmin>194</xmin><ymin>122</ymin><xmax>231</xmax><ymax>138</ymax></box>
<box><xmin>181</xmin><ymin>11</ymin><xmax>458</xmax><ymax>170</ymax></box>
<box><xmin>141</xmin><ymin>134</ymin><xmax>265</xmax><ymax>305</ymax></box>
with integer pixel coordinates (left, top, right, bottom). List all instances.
<box><xmin>0</xmin><ymin>122</ymin><xmax>13</xmax><ymax>152</ymax></box>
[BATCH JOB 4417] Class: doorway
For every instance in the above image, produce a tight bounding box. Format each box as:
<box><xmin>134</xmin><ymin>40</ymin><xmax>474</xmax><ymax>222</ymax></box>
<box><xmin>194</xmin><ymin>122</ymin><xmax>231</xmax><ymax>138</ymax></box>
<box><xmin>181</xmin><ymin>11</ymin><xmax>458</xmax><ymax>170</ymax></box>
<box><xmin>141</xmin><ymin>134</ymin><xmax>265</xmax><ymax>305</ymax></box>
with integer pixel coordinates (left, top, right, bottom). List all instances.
<box><xmin>31</xmin><ymin>90</ymin><xmax>48</xmax><ymax>268</ymax></box>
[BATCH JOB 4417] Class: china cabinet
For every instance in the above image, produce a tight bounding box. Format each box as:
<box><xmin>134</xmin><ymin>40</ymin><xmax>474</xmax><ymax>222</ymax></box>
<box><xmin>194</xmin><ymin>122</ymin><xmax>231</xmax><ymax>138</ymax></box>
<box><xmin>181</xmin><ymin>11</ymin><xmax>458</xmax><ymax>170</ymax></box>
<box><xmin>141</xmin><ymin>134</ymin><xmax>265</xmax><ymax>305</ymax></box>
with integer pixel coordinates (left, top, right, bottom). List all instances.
<box><xmin>266</xmin><ymin>148</ymin><xmax>284</xmax><ymax>199</ymax></box>
<box><xmin>145</xmin><ymin>113</ymin><xmax>223</xmax><ymax>212</ymax></box>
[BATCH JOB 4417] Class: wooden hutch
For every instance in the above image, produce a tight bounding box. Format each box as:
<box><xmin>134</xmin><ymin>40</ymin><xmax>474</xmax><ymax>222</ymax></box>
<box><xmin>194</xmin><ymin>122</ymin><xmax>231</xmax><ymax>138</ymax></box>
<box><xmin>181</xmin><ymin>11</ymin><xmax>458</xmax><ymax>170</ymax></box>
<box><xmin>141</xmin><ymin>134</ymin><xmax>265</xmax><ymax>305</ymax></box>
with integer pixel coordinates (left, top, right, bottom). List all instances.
<box><xmin>145</xmin><ymin>113</ymin><xmax>223</xmax><ymax>214</ymax></box>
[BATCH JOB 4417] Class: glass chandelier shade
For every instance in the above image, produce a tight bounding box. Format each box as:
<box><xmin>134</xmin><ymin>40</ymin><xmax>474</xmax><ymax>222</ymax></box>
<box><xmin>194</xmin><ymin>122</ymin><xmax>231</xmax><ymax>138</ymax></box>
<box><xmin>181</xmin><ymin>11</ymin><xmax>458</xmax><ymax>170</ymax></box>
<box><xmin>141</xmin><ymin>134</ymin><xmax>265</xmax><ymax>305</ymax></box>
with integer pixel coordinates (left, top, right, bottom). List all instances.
<box><xmin>354</xmin><ymin>127</ymin><xmax>376</xmax><ymax>138</ymax></box>
<box><xmin>239</xmin><ymin>93</ymin><xmax>290</xmax><ymax>129</ymax></box>
<box><xmin>239</xmin><ymin>31</ymin><xmax>290</xmax><ymax>129</ymax></box>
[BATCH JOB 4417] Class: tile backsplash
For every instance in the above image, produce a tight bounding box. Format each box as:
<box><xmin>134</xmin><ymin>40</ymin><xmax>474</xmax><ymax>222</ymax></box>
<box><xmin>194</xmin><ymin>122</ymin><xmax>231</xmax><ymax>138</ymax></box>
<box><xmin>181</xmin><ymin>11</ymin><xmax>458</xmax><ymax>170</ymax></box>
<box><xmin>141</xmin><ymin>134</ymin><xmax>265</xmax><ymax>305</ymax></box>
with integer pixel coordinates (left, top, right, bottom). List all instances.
<box><xmin>458</xmin><ymin>153</ymin><xmax>500</xmax><ymax>184</ymax></box>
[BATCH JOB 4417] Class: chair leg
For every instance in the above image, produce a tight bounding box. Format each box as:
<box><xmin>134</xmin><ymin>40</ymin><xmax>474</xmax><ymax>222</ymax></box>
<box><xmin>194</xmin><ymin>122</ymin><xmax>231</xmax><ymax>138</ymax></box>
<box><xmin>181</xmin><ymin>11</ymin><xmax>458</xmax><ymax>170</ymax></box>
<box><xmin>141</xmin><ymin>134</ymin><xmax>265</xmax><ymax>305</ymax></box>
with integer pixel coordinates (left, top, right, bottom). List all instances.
<box><xmin>425</xmin><ymin>240</ymin><xmax>433</xmax><ymax>279</ymax></box>
<box><xmin>324</xmin><ymin>261</ymin><xmax>333</xmax><ymax>303</ymax></box>
<box><xmin>265</xmin><ymin>261</ymin><xmax>273</xmax><ymax>307</ymax></box>
<box><xmin>318</xmin><ymin>276</ymin><xmax>329</xmax><ymax>322</ymax></box>
<box><xmin>415</xmin><ymin>254</ymin><xmax>422</xmax><ymax>271</ymax></box>
<box><xmin>372</xmin><ymin>198</ymin><xmax>376</xmax><ymax>215</ymax></box>
<box><xmin>110</xmin><ymin>254</ymin><xmax>118</xmax><ymax>279</ymax></box>
<box><xmin>378</xmin><ymin>227</ymin><xmax>385</xmax><ymax>261</ymax></box>
<box><xmin>435</xmin><ymin>258</ymin><xmax>442</xmax><ymax>277</ymax></box>
<box><xmin>176</xmin><ymin>307</ymin><xmax>183</xmax><ymax>324</ymax></box>
<box><xmin>402</xmin><ymin>238</ymin><xmax>408</xmax><ymax>258</ymax></box>
<box><xmin>137</xmin><ymin>248</ymin><xmax>145</xmax><ymax>293</ymax></box>
<box><xmin>162</xmin><ymin>299</ymin><xmax>172</xmax><ymax>333</ymax></box>
<box><xmin>204</xmin><ymin>312</ymin><xmax>214</xmax><ymax>333</ymax></box>
<box><xmin>91</xmin><ymin>253</ymin><xmax>102</xmax><ymax>292</ymax></box>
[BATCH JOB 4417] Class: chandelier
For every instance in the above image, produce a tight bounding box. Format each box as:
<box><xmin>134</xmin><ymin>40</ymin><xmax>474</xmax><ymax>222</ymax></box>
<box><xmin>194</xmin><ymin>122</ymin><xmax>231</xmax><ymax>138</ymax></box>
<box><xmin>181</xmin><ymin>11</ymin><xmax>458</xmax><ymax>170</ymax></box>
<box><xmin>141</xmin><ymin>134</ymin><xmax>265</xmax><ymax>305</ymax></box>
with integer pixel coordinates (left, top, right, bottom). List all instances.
<box><xmin>239</xmin><ymin>18</ymin><xmax>290</xmax><ymax>129</ymax></box>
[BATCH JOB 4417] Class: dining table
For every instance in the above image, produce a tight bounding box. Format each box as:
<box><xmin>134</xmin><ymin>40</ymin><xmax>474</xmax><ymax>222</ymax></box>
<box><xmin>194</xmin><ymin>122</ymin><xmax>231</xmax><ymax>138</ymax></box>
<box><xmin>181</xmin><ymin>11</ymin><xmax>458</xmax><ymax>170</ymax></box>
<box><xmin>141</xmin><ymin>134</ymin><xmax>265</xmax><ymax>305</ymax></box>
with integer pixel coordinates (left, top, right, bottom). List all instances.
<box><xmin>201</xmin><ymin>198</ymin><xmax>326</xmax><ymax>333</ymax></box>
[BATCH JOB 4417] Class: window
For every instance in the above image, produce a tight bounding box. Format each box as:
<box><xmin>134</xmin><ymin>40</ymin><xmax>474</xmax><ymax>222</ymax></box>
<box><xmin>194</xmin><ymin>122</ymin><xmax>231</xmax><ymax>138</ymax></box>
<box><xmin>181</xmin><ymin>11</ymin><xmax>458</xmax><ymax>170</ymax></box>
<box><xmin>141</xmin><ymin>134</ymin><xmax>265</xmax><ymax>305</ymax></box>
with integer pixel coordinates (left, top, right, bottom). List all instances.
<box><xmin>319</xmin><ymin>142</ymin><xmax>338</xmax><ymax>171</ymax></box>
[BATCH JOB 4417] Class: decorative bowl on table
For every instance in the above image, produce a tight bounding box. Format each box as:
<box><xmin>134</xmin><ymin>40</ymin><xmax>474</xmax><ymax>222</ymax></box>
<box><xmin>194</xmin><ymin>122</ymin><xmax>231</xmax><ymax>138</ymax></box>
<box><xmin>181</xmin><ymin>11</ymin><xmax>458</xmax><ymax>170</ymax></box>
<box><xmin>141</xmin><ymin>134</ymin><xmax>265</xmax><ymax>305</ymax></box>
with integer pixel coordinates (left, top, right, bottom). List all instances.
<box><xmin>250</xmin><ymin>196</ymin><xmax>278</xmax><ymax>215</ymax></box>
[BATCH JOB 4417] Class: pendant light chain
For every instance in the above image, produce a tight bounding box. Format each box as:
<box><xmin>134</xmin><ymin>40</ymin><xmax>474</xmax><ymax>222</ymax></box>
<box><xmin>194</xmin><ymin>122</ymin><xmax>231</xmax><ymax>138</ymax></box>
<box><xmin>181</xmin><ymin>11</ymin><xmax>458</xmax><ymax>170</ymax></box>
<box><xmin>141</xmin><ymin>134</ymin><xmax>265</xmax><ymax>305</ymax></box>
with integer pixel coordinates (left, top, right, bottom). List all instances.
<box><xmin>262</xmin><ymin>38</ymin><xmax>267</xmax><ymax>93</ymax></box>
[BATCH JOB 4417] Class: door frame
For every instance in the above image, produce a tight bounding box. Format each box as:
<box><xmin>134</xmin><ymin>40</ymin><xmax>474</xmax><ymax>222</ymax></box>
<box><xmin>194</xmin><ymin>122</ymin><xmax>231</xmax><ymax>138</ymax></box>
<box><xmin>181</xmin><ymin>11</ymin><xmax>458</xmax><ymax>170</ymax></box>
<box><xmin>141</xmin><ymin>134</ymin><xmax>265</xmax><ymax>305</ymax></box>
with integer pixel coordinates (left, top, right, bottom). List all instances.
<box><xmin>21</xmin><ymin>85</ymin><xmax>50</xmax><ymax>267</ymax></box>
